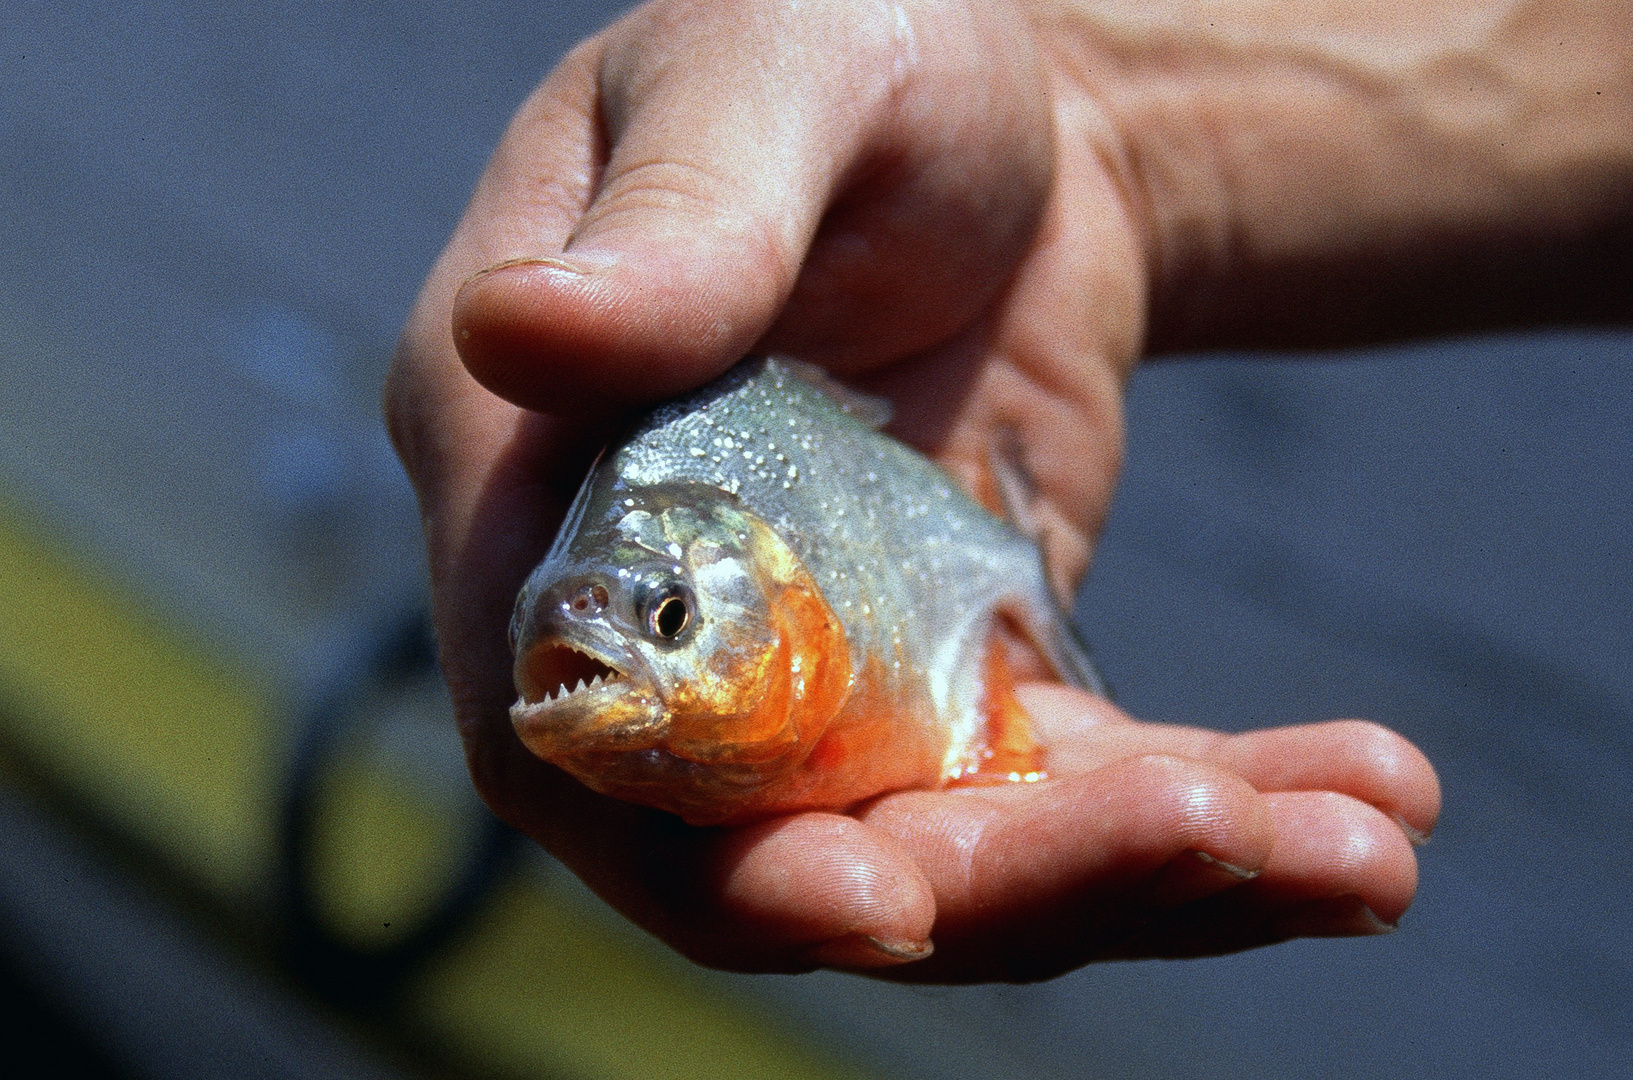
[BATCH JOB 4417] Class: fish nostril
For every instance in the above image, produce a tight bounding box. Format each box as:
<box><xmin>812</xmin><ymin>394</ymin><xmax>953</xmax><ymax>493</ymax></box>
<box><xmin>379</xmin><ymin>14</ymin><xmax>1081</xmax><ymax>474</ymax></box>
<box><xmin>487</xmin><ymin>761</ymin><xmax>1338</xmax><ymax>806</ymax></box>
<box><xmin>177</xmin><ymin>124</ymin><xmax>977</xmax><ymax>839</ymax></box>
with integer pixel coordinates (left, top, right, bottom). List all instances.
<box><xmin>566</xmin><ymin>582</ymin><xmax>610</xmax><ymax>616</ymax></box>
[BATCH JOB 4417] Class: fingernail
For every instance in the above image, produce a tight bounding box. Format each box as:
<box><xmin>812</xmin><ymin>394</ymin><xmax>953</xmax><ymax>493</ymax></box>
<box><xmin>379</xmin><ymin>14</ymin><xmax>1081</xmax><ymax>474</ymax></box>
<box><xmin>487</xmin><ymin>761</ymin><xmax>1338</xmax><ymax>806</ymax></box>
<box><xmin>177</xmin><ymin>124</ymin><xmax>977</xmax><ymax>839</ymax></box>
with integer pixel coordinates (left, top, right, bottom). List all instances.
<box><xmin>1145</xmin><ymin>848</ymin><xmax>1261</xmax><ymax>909</ymax></box>
<box><xmin>1272</xmin><ymin>894</ymin><xmax>1397</xmax><ymax>939</ymax></box>
<box><xmin>479</xmin><ymin>255</ymin><xmax>588</xmax><ymax>277</ymax></box>
<box><xmin>864</xmin><ymin>935</ymin><xmax>935</xmax><ymax>960</ymax></box>
<box><xmin>804</xmin><ymin>934</ymin><xmax>934</xmax><ymax>969</ymax></box>
<box><xmin>465</xmin><ymin>253</ymin><xmax>614</xmax><ymax>284</ymax></box>
<box><xmin>1191</xmin><ymin>849</ymin><xmax>1259</xmax><ymax>881</ymax></box>
<box><xmin>1392</xmin><ymin>813</ymin><xmax>1432</xmax><ymax>847</ymax></box>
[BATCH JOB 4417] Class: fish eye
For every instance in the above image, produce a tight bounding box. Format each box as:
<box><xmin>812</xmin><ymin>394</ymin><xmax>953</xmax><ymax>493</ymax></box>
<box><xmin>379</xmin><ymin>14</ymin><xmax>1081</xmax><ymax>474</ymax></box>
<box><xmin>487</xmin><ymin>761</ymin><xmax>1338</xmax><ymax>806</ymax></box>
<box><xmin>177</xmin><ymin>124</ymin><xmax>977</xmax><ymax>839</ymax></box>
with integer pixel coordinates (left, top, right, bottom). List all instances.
<box><xmin>645</xmin><ymin>586</ymin><xmax>694</xmax><ymax>641</ymax></box>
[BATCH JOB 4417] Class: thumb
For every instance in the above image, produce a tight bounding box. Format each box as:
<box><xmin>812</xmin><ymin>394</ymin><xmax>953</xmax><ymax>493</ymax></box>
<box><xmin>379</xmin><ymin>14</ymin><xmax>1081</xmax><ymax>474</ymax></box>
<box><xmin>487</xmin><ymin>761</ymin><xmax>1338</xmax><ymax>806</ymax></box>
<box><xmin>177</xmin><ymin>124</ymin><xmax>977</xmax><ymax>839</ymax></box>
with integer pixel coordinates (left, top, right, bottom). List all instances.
<box><xmin>453</xmin><ymin>0</ymin><xmax>1052</xmax><ymax>414</ymax></box>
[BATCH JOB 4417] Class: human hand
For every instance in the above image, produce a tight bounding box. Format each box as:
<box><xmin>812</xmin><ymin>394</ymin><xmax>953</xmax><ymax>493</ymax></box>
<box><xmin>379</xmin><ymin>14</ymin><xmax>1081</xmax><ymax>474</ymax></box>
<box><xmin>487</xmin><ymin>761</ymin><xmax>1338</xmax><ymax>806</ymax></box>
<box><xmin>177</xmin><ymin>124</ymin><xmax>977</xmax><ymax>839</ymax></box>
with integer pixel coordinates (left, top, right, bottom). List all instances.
<box><xmin>385</xmin><ymin>0</ymin><xmax>1441</xmax><ymax>978</ymax></box>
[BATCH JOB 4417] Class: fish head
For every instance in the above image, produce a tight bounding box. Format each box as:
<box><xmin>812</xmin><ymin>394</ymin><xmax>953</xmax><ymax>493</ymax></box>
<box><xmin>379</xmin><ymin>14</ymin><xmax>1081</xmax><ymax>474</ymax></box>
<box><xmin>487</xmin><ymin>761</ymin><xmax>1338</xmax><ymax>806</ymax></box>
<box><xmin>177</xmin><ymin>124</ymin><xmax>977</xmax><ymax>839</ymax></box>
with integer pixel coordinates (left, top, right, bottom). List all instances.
<box><xmin>509</xmin><ymin>485</ymin><xmax>851</xmax><ymax>817</ymax></box>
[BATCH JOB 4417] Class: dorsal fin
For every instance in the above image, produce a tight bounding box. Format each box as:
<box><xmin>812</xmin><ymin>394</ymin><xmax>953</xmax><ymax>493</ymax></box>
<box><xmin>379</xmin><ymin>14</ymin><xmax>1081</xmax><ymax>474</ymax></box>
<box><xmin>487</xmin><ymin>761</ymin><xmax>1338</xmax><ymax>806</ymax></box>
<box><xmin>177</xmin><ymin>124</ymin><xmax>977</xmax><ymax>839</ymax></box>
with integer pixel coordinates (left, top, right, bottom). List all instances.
<box><xmin>986</xmin><ymin>431</ymin><xmax>1110</xmax><ymax>699</ymax></box>
<box><xmin>986</xmin><ymin>429</ymin><xmax>1041</xmax><ymax>539</ymax></box>
<box><xmin>773</xmin><ymin>356</ymin><xmax>894</xmax><ymax>429</ymax></box>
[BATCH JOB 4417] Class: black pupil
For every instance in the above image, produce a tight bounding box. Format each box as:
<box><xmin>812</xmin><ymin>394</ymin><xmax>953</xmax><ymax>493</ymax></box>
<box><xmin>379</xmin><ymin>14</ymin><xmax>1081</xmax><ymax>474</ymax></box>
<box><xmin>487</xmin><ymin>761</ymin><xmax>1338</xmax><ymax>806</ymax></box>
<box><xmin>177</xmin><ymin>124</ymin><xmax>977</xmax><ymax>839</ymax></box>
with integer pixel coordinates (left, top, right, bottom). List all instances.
<box><xmin>654</xmin><ymin>596</ymin><xmax>689</xmax><ymax>638</ymax></box>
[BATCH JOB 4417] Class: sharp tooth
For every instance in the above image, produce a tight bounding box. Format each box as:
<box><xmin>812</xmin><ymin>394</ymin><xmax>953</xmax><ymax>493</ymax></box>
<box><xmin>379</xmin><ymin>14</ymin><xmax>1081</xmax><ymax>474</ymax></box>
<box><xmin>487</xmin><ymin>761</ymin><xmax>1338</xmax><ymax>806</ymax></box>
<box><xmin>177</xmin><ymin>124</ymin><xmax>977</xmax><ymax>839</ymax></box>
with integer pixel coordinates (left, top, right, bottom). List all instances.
<box><xmin>589</xmin><ymin>674</ymin><xmax>602</xmax><ymax>689</ymax></box>
<box><xmin>574</xmin><ymin>678</ymin><xmax>586</xmax><ymax>694</ymax></box>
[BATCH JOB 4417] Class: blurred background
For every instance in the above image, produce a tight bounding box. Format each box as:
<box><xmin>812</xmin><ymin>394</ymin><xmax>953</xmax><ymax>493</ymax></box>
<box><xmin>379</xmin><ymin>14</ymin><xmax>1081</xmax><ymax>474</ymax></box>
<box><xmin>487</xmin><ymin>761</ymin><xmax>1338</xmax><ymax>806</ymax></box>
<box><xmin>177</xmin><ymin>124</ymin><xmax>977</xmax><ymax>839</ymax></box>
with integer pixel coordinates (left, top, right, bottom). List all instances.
<box><xmin>1</xmin><ymin>2</ymin><xmax>1629</xmax><ymax>1078</ymax></box>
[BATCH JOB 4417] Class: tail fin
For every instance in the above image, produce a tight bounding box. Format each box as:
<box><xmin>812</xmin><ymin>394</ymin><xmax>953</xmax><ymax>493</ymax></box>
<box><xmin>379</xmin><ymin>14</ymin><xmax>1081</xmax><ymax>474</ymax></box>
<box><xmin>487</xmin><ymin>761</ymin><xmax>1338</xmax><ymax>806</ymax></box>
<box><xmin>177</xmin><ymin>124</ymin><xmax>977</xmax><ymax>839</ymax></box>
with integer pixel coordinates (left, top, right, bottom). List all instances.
<box><xmin>1034</xmin><ymin>612</ymin><xmax>1110</xmax><ymax>698</ymax></box>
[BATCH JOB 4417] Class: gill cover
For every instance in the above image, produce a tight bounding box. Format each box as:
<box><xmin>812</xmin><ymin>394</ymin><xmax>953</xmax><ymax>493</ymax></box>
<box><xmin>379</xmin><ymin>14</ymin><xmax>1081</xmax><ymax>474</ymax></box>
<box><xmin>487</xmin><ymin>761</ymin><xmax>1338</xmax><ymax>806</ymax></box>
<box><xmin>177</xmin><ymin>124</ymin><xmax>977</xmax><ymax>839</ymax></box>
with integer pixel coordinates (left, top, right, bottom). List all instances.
<box><xmin>645</xmin><ymin>497</ymin><xmax>853</xmax><ymax>768</ymax></box>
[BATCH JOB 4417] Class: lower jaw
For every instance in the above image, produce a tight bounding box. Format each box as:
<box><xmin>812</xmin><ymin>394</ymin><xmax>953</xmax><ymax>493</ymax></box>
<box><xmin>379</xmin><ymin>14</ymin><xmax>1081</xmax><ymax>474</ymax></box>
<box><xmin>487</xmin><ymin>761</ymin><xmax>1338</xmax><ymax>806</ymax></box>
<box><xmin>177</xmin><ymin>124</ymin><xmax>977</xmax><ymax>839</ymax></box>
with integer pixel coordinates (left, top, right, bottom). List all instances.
<box><xmin>549</xmin><ymin>746</ymin><xmax>792</xmax><ymax>824</ymax></box>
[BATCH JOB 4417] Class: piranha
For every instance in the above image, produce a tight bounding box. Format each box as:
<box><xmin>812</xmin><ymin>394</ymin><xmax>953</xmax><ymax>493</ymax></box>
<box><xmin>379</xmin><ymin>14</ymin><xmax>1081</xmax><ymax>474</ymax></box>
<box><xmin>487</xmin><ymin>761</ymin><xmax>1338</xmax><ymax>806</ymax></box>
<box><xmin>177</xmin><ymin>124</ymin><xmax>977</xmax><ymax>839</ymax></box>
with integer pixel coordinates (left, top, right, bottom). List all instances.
<box><xmin>509</xmin><ymin>356</ymin><xmax>1104</xmax><ymax>826</ymax></box>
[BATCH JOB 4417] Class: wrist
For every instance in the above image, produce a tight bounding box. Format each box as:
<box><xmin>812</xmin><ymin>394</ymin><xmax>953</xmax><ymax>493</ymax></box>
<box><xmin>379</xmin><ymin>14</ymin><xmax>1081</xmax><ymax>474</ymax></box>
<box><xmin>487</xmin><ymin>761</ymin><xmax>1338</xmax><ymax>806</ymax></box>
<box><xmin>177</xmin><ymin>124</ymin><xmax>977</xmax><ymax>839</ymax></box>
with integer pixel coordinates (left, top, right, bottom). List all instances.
<box><xmin>1034</xmin><ymin>0</ymin><xmax>1633</xmax><ymax>351</ymax></box>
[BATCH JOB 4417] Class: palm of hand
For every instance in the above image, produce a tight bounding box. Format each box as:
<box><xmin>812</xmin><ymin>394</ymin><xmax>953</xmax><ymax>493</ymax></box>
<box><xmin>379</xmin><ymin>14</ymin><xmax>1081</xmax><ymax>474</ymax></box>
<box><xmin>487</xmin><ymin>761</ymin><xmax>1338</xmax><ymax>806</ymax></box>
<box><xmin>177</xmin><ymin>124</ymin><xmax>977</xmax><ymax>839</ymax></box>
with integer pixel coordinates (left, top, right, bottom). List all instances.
<box><xmin>385</xmin><ymin>0</ymin><xmax>1437</xmax><ymax>979</ymax></box>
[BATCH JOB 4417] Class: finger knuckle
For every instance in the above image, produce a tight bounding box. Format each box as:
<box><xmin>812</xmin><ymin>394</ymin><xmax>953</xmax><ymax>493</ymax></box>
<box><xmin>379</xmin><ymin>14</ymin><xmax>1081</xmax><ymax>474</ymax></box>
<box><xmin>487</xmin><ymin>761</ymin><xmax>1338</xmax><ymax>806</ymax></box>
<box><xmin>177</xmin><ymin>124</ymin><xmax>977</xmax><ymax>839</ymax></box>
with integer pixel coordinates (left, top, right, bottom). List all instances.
<box><xmin>379</xmin><ymin>354</ymin><xmax>423</xmax><ymax>468</ymax></box>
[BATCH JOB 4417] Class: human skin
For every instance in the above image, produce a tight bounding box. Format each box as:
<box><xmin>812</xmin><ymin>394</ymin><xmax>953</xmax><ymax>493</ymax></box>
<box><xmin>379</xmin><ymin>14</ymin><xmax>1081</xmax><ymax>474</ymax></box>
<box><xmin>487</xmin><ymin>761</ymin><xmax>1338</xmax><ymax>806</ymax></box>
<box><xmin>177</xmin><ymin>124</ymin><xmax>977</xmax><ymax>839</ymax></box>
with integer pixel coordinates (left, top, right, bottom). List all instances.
<box><xmin>384</xmin><ymin>0</ymin><xmax>1630</xmax><ymax>980</ymax></box>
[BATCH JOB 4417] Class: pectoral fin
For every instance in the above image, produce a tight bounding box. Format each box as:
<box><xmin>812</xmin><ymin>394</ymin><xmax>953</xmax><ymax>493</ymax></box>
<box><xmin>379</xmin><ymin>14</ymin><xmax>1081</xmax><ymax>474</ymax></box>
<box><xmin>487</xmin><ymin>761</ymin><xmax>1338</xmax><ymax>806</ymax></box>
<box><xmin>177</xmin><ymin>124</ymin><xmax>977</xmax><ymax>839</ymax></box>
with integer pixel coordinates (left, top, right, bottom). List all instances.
<box><xmin>948</xmin><ymin>627</ymin><xmax>1046</xmax><ymax>785</ymax></box>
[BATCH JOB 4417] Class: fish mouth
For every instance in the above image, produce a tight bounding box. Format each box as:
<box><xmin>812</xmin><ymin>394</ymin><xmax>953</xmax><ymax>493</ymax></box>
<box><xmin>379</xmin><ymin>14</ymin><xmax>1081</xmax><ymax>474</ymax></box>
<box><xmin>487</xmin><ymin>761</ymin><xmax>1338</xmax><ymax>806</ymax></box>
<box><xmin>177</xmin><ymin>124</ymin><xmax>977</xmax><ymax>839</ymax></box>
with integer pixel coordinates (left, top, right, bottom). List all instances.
<box><xmin>511</xmin><ymin>639</ymin><xmax>663</xmax><ymax>756</ymax></box>
<box><xmin>515</xmin><ymin>641</ymin><xmax>626</xmax><ymax>708</ymax></box>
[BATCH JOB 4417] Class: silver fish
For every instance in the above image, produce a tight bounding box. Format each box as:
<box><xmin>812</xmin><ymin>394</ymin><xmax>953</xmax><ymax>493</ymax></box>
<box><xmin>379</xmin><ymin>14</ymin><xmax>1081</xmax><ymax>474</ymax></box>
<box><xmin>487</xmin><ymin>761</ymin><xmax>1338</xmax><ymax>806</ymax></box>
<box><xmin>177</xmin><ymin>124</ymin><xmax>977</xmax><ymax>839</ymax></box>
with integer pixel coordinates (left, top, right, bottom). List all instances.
<box><xmin>509</xmin><ymin>356</ymin><xmax>1102</xmax><ymax>825</ymax></box>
